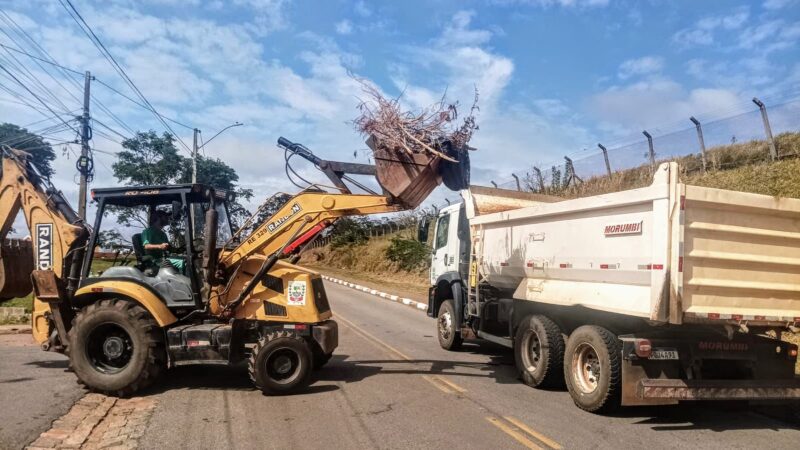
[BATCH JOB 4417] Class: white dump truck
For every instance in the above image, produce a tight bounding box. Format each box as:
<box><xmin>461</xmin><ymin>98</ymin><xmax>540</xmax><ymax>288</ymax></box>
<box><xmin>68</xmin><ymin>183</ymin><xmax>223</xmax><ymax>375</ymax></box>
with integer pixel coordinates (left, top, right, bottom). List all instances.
<box><xmin>421</xmin><ymin>162</ymin><xmax>800</xmax><ymax>412</ymax></box>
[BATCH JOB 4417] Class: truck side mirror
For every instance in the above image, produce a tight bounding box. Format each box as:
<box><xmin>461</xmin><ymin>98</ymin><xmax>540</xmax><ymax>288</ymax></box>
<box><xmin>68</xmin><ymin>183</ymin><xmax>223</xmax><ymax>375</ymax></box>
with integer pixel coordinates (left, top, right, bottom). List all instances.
<box><xmin>417</xmin><ymin>218</ymin><xmax>430</xmax><ymax>243</ymax></box>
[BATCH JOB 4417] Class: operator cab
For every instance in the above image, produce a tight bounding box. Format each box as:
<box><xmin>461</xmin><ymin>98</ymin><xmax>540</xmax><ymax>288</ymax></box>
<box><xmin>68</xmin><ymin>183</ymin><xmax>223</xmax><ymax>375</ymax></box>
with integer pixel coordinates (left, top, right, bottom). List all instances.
<box><xmin>80</xmin><ymin>184</ymin><xmax>234</xmax><ymax>313</ymax></box>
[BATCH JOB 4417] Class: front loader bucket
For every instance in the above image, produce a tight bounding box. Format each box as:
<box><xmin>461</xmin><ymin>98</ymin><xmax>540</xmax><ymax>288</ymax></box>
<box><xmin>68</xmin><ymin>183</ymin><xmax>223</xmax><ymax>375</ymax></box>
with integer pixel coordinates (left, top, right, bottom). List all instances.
<box><xmin>369</xmin><ymin>137</ymin><xmax>465</xmax><ymax>209</ymax></box>
<box><xmin>0</xmin><ymin>239</ymin><xmax>34</xmax><ymax>301</ymax></box>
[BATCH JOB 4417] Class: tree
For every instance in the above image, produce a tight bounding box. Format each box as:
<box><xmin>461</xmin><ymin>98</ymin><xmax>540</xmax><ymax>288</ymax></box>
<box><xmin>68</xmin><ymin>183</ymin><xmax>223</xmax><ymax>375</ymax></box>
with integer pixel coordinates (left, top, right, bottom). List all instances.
<box><xmin>176</xmin><ymin>156</ymin><xmax>254</xmax><ymax>226</ymax></box>
<box><xmin>241</xmin><ymin>192</ymin><xmax>292</xmax><ymax>236</ymax></box>
<box><xmin>111</xmin><ymin>130</ymin><xmax>253</xmax><ymax>228</ymax></box>
<box><xmin>329</xmin><ymin>217</ymin><xmax>370</xmax><ymax>249</ymax></box>
<box><xmin>0</xmin><ymin>123</ymin><xmax>57</xmax><ymax>177</ymax></box>
<box><xmin>113</xmin><ymin>131</ymin><xmax>184</xmax><ymax>186</ymax></box>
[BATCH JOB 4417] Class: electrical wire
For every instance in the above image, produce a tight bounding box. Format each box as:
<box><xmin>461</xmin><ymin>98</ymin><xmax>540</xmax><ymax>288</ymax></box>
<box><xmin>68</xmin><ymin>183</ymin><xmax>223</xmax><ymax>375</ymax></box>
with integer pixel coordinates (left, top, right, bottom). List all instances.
<box><xmin>0</xmin><ymin>65</ymin><xmax>79</xmax><ymax>135</ymax></box>
<box><xmin>59</xmin><ymin>0</ymin><xmax>193</xmax><ymax>154</ymax></box>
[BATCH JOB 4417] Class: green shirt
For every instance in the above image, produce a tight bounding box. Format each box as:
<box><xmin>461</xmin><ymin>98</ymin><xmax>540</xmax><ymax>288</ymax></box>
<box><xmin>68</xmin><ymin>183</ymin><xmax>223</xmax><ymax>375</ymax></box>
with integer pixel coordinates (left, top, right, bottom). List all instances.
<box><xmin>141</xmin><ymin>227</ymin><xmax>169</xmax><ymax>262</ymax></box>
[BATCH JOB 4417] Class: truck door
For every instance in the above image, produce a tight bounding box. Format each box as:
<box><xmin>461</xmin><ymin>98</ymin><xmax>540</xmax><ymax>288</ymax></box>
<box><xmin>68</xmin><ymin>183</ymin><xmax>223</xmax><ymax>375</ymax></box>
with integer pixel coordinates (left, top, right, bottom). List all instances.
<box><xmin>430</xmin><ymin>207</ymin><xmax>460</xmax><ymax>284</ymax></box>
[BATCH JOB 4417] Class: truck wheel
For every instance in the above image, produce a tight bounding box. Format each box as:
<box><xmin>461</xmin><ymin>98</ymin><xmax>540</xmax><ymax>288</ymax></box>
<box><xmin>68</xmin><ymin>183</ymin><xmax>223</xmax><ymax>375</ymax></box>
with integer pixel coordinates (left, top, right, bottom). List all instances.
<box><xmin>68</xmin><ymin>299</ymin><xmax>166</xmax><ymax>397</ymax></box>
<box><xmin>564</xmin><ymin>326</ymin><xmax>621</xmax><ymax>413</ymax></box>
<box><xmin>515</xmin><ymin>315</ymin><xmax>565</xmax><ymax>388</ymax></box>
<box><xmin>437</xmin><ymin>299</ymin><xmax>463</xmax><ymax>350</ymax></box>
<box><xmin>248</xmin><ymin>331</ymin><xmax>312</xmax><ymax>395</ymax></box>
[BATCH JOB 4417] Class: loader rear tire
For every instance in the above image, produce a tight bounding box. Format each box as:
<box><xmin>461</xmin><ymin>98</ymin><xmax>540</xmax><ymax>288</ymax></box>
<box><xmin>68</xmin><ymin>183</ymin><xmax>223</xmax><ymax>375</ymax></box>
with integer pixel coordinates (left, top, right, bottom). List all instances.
<box><xmin>437</xmin><ymin>299</ymin><xmax>463</xmax><ymax>351</ymax></box>
<box><xmin>515</xmin><ymin>315</ymin><xmax>565</xmax><ymax>389</ymax></box>
<box><xmin>564</xmin><ymin>325</ymin><xmax>621</xmax><ymax>413</ymax></box>
<box><xmin>68</xmin><ymin>298</ymin><xmax>166</xmax><ymax>397</ymax></box>
<box><xmin>249</xmin><ymin>331</ymin><xmax>312</xmax><ymax>395</ymax></box>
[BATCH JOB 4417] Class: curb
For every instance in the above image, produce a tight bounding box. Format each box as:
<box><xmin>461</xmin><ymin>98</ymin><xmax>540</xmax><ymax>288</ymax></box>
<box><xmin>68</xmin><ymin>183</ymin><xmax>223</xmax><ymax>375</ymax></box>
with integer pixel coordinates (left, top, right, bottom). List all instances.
<box><xmin>321</xmin><ymin>275</ymin><xmax>428</xmax><ymax>313</ymax></box>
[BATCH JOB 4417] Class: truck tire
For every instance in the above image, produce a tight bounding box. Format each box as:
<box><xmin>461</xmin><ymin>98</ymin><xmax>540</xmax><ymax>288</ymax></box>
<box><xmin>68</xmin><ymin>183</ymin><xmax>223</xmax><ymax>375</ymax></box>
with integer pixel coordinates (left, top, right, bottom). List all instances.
<box><xmin>564</xmin><ymin>325</ymin><xmax>621</xmax><ymax>413</ymax></box>
<box><xmin>515</xmin><ymin>315</ymin><xmax>565</xmax><ymax>388</ymax></box>
<box><xmin>437</xmin><ymin>299</ymin><xmax>463</xmax><ymax>350</ymax></box>
<box><xmin>249</xmin><ymin>330</ymin><xmax>312</xmax><ymax>395</ymax></box>
<box><xmin>68</xmin><ymin>298</ymin><xmax>166</xmax><ymax>397</ymax></box>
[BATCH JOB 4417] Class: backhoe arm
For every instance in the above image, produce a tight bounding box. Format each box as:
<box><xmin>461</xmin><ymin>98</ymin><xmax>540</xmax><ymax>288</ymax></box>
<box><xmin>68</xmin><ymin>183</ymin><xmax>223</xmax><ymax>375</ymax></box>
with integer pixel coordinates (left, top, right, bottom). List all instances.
<box><xmin>218</xmin><ymin>190</ymin><xmax>402</xmax><ymax>270</ymax></box>
<box><xmin>0</xmin><ymin>148</ymin><xmax>88</xmax><ymax>343</ymax></box>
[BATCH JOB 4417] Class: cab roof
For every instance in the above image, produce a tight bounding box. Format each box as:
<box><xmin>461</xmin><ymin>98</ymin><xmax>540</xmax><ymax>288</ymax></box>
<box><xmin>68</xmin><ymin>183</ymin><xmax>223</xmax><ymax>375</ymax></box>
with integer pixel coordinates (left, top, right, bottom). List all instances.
<box><xmin>91</xmin><ymin>184</ymin><xmax>230</xmax><ymax>207</ymax></box>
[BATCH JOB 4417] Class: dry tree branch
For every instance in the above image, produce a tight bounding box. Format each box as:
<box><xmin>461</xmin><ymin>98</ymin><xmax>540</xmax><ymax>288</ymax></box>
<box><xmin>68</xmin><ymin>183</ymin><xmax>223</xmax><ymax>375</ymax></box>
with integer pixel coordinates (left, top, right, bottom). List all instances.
<box><xmin>352</xmin><ymin>77</ymin><xmax>479</xmax><ymax>161</ymax></box>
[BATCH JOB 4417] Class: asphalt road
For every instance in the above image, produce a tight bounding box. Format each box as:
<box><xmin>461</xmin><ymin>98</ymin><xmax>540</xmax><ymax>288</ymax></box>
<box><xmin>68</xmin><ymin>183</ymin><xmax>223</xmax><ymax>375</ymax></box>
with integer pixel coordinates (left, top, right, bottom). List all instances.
<box><xmin>0</xmin><ymin>333</ymin><xmax>86</xmax><ymax>450</ymax></box>
<box><xmin>138</xmin><ymin>281</ymin><xmax>800</xmax><ymax>450</ymax></box>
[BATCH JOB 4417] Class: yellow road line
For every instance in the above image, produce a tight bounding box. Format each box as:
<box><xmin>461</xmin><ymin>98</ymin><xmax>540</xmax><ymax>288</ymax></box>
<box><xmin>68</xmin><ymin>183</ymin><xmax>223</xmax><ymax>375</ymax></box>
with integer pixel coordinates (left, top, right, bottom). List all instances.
<box><xmin>422</xmin><ymin>375</ymin><xmax>454</xmax><ymax>394</ymax></box>
<box><xmin>337</xmin><ymin>314</ymin><xmax>469</xmax><ymax>395</ymax></box>
<box><xmin>434</xmin><ymin>375</ymin><xmax>467</xmax><ymax>393</ymax></box>
<box><xmin>336</xmin><ymin>314</ymin><xmax>412</xmax><ymax>361</ymax></box>
<box><xmin>503</xmin><ymin>416</ymin><xmax>562</xmax><ymax>450</ymax></box>
<box><xmin>486</xmin><ymin>417</ymin><xmax>542</xmax><ymax>450</ymax></box>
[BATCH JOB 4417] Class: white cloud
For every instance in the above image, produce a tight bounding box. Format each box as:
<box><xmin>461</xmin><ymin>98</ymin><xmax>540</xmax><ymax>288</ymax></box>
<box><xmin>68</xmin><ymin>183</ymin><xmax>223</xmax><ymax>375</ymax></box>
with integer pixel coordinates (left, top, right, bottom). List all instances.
<box><xmin>335</xmin><ymin>19</ymin><xmax>353</xmax><ymax>35</ymax></box>
<box><xmin>672</xmin><ymin>7</ymin><xmax>749</xmax><ymax>47</ymax></box>
<box><xmin>587</xmin><ymin>77</ymin><xmax>742</xmax><ymax>132</ymax></box>
<box><xmin>494</xmin><ymin>0</ymin><xmax>610</xmax><ymax>7</ymax></box>
<box><xmin>763</xmin><ymin>0</ymin><xmax>795</xmax><ymax>10</ymax></box>
<box><xmin>618</xmin><ymin>56</ymin><xmax>664</xmax><ymax>79</ymax></box>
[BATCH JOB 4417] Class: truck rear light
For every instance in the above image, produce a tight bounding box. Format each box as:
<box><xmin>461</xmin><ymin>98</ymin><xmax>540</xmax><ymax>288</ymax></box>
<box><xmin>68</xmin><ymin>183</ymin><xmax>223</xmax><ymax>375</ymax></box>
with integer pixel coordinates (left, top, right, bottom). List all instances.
<box><xmin>634</xmin><ymin>339</ymin><xmax>652</xmax><ymax>358</ymax></box>
<box><xmin>790</xmin><ymin>348</ymin><xmax>798</xmax><ymax>358</ymax></box>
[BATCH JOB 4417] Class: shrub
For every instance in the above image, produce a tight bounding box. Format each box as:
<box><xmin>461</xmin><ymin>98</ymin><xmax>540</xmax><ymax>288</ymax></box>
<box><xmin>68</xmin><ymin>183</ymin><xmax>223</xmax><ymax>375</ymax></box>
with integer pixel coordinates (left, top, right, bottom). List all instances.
<box><xmin>330</xmin><ymin>217</ymin><xmax>370</xmax><ymax>249</ymax></box>
<box><xmin>386</xmin><ymin>236</ymin><xmax>430</xmax><ymax>271</ymax></box>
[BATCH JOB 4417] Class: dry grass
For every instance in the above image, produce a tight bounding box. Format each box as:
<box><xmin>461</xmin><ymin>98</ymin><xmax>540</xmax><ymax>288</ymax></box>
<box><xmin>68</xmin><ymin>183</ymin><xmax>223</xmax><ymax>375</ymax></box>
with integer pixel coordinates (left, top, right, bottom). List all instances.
<box><xmin>554</xmin><ymin>132</ymin><xmax>800</xmax><ymax>199</ymax></box>
<box><xmin>299</xmin><ymin>230</ymin><xmax>429</xmax><ymax>294</ymax></box>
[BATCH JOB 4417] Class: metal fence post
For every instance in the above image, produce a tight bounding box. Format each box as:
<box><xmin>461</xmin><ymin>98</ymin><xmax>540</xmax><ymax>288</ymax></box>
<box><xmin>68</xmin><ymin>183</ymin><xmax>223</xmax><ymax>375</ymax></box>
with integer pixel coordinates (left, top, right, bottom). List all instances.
<box><xmin>689</xmin><ymin>116</ymin><xmax>708</xmax><ymax>172</ymax></box>
<box><xmin>533</xmin><ymin>167</ymin><xmax>544</xmax><ymax>193</ymax></box>
<box><xmin>597</xmin><ymin>143</ymin><xmax>612</xmax><ymax>177</ymax></box>
<box><xmin>752</xmin><ymin>97</ymin><xmax>778</xmax><ymax>161</ymax></box>
<box><xmin>643</xmin><ymin>130</ymin><xmax>655</xmax><ymax>171</ymax></box>
<box><xmin>511</xmin><ymin>173</ymin><xmax>521</xmax><ymax>191</ymax></box>
<box><xmin>490</xmin><ymin>181</ymin><xmax>497</xmax><ymax>188</ymax></box>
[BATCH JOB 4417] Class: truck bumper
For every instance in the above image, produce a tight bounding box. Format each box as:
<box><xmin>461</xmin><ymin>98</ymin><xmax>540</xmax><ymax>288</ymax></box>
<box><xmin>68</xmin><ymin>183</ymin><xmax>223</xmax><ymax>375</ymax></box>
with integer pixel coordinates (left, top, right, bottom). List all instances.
<box><xmin>637</xmin><ymin>379</ymin><xmax>800</xmax><ymax>401</ymax></box>
<box><xmin>312</xmin><ymin>320</ymin><xmax>338</xmax><ymax>355</ymax></box>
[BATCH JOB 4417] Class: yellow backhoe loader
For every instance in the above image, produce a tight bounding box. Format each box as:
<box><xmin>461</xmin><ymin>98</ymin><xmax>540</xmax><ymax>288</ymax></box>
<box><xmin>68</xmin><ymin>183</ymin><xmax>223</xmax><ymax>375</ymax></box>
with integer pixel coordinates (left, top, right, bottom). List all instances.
<box><xmin>0</xmin><ymin>136</ymin><xmax>463</xmax><ymax>396</ymax></box>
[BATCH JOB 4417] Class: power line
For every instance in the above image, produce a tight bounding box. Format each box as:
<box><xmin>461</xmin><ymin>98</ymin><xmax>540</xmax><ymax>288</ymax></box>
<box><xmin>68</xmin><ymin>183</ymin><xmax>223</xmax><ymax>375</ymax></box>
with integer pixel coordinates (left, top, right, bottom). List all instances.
<box><xmin>0</xmin><ymin>13</ymin><xmax>138</xmax><ymax>138</ymax></box>
<box><xmin>93</xmin><ymin>78</ymin><xmax>194</xmax><ymax>130</ymax></box>
<box><xmin>0</xmin><ymin>65</ymin><xmax>80</xmax><ymax>134</ymax></box>
<box><xmin>59</xmin><ymin>0</ymin><xmax>193</xmax><ymax>154</ymax></box>
<box><xmin>0</xmin><ymin>43</ymin><xmax>84</xmax><ymax>77</ymax></box>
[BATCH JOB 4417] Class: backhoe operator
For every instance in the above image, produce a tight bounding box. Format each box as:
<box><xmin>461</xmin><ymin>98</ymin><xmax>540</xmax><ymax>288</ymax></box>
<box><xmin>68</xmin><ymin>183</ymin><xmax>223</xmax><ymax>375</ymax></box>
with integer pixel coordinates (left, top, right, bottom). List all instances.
<box><xmin>142</xmin><ymin>210</ymin><xmax>184</xmax><ymax>272</ymax></box>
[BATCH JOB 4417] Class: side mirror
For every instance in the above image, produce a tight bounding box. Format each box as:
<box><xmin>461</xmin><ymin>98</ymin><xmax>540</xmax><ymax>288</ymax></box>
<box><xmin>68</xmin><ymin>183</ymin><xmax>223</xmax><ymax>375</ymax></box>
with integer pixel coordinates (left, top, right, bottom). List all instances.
<box><xmin>171</xmin><ymin>200</ymin><xmax>182</xmax><ymax>221</ymax></box>
<box><xmin>417</xmin><ymin>218</ymin><xmax>430</xmax><ymax>243</ymax></box>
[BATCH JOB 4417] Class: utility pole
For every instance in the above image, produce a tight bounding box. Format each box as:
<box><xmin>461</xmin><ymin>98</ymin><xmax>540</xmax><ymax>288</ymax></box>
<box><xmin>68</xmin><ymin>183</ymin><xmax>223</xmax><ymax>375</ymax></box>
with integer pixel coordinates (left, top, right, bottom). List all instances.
<box><xmin>77</xmin><ymin>71</ymin><xmax>92</xmax><ymax>220</ymax></box>
<box><xmin>192</xmin><ymin>128</ymin><xmax>200</xmax><ymax>183</ymax></box>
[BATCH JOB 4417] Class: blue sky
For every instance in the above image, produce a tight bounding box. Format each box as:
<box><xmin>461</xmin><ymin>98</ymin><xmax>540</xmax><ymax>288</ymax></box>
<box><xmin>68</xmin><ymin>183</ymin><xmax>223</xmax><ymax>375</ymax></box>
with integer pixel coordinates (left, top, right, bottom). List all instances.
<box><xmin>1</xmin><ymin>0</ymin><xmax>799</xmax><ymax>210</ymax></box>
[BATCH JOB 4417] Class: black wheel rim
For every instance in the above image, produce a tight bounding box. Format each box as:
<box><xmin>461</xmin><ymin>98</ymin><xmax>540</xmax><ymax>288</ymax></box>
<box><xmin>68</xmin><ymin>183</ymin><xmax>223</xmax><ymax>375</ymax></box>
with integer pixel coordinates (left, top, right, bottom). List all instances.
<box><xmin>86</xmin><ymin>322</ymin><xmax>134</xmax><ymax>374</ymax></box>
<box><xmin>265</xmin><ymin>347</ymin><xmax>301</xmax><ymax>385</ymax></box>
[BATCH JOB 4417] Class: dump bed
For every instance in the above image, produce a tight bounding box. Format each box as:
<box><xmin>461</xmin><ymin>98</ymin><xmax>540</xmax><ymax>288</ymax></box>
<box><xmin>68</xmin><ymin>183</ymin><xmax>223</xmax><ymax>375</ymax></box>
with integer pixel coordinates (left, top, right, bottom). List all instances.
<box><xmin>463</xmin><ymin>162</ymin><xmax>800</xmax><ymax>327</ymax></box>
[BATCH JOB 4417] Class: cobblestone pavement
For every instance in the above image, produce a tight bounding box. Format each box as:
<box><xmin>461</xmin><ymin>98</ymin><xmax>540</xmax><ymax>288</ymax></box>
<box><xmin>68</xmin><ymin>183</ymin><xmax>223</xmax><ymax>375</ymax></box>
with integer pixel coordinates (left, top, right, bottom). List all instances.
<box><xmin>26</xmin><ymin>394</ymin><xmax>157</xmax><ymax>450</ymax></box>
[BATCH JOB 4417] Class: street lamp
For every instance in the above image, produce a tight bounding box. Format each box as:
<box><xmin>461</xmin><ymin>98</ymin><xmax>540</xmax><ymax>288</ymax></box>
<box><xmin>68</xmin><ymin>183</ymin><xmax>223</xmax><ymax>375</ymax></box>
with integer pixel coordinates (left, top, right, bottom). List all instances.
<box><xmin>192</xmin><ymin>122</ymin><xmax>243</xmax><ymax>183</ymax></box>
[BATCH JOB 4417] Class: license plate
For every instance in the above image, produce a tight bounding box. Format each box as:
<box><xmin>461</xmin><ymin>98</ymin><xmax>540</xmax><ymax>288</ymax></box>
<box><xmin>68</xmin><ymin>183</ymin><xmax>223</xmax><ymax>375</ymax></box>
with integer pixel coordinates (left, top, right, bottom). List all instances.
<box><xmin>650</xmin><ymin>349</ymin><xmax>679</xmax><ymax>360</ymax></box>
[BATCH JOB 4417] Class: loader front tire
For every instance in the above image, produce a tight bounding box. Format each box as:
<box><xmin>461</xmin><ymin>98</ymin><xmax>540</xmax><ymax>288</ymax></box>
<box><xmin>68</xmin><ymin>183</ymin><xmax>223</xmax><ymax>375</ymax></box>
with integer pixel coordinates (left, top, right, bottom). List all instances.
<box><xmin>249</xmin><ymin>331</ymin><xmax>312</xmax><ymax>395</ymax></box>
<box><xmin>68</xmin><ymin>298</ymin><xmax>166</xmax><ymax>397</ymax></box>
